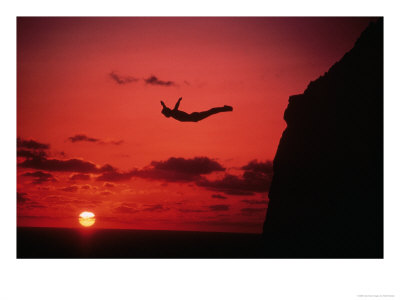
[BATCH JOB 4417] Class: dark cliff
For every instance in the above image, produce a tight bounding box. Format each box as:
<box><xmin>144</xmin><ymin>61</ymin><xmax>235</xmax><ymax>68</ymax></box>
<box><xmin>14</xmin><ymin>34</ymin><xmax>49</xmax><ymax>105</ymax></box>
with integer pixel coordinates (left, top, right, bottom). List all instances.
<box><xmin>263</xmin><ymin>19</ymin><xmax>383</xmax><ymax>258</ymax></box>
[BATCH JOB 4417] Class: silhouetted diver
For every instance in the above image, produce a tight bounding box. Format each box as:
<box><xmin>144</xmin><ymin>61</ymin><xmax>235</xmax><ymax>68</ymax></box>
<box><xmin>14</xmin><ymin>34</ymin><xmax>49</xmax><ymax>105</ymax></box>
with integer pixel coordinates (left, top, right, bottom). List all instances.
<box><xmin>160</xmin><ymin>97</ymin><xmax>233</xmax><ymax>122</ymax></box>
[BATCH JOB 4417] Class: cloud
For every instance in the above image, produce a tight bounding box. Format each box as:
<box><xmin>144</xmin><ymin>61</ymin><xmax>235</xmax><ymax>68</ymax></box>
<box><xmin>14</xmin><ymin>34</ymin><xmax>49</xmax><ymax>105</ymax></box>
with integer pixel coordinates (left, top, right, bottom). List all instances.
<box><xmin>19</xmin><ymin>156</ymin><xmax>115</xmax><ymax>174</ymax></box>
<box><xmin>95</xmin><ymin>156</ymin><xmax>224</xmax><ymax>182</ymax></box>
<box><xmin>241</xmin><ymin>160</ymin><xmax>273</xmax><ymax>174</ymax></box>
<box><xmin>114</xmin><ymin>205</ymin><xmax>138</xmax><ymax>214</ymax></box>
<box><xmin>109</xmin><ymin>72</ymin><xmax>177</xmax><ymax>87</ymax></box>
<box><xmin>178</xmin><ymin>209</ymin><xmax>206</xmax><ymax>213</ymax></box>
<box><xmin>143</xmin><ymin>204</ymin><xmax>169</xmax><ymax>212</ymax></box>
<box><xmin>211</xmin><ymin>194</ymin><xmax>227</xmax><ymax>199</ymax></box>
<box><xmin>21</xmin><ymin>171</ymin><xmax>57</xmax><ymax>184</ymax></box>
<box><xmin>144</xmin><ymin>75</ymin><xmax>175</xmax><ymax>86</ymax></box>
<box><xmin>17</xmin><ymin>192</ymin><xmax>30</xmax><ymax>204</ymax></box>
<box><xmin>241</xmin><ymin>199</ymin><xmax>268</xmax><ymax>205</ymax></box>
<box><xmin>151</xmin><ymin>157</ymin><xmax>225</xmax><ymax>174</ymax></box>
<box><xmin>240</xmin><ymin>207</ymin><xmax>267</xmax><ymax>215</ymax></box>
<box><xmin>17</xmin><ymin>137</ymin><xmax>49</xmax><ymax>150</ymax></box>
<box><xmin>68</xmin><ymin>134</ymin><xmax>123</xmax><ymax>145</ymax></box>
<box><xmin>17</xmin><ymin>138</ymin><xmax>49</xmax><ymax>160</ymax></box>
<box><xmin>109</xmin><ymin>140</ymin><xmax>124</xmax><ymax>145</ymax></box>
<box><xmin>114</xmin><ymin>204</ymin><xmax>168</xmax><ymax>214</ymax></box>
<box><xmin>61</xmin><ymin>185</ymin><xmax>79</xmax><ymax>192</ymax></box>
<box><xmin>103</xmin><ymin>182</ymin><xmax>115</xmax><ymax>188</ymax></box>
<box><xmin>109</xmin><ymin>72</ymin><xmax>139</xmax><ymax>85</ymax></box>
<box><xmin>131</xmin><ymin>157</ymin><xmax>225</xmax><ymax>182</ymax></box>
<box><xmin>100</xmin><ymin>191</ymin><xmax>113</xmax><ymax>196</ymax></box>
<box><xmin>197</xmin><ymin>174</ymin><xmax>258</xmax><ymax>195</ymax></box>
<box><xmin>17</xmin><ymin>149</ymin><xmax>47</xmax><ymax>159</ymax></box>
<box><xmin>69</xmin><ymin>173</ymin><xmax>91</xmax><ymax>181</ymax></box>
<box><xmin>26</xmin><ymin>202</ymin><xmax>46</xmax><ymax>209</ymax></box>
<box><xmin>197</xmin><ymin>160</ymin><xmax>273</xmax><ymax>195</ymax></box>
<box><xmin>209</xmin><ymin>204</ymin><xmax>230</xmax><ymax>211</ymax></box>
<box><xmin>22</xmin><ymin>155</ymin><xmax>224</xmax><ymax>184</ymax></box>
<box><xmin>18</xmin><ymin>215</ymin><xmax>59</xmax><ymax>220</ymax></box>
<box><xmin>18</xmin><ymin>137</ymin><xmax>120</xmax><ymax>177</ymax></box>
<box><xmin>96</xmin><ymin>170</ymin><xmax>135</xmax><ymax>182</ymax></box>
<box><xmin>68</xmin><ymin>134</ymin><xmax>99</xmax><ymax>143</ymax></box>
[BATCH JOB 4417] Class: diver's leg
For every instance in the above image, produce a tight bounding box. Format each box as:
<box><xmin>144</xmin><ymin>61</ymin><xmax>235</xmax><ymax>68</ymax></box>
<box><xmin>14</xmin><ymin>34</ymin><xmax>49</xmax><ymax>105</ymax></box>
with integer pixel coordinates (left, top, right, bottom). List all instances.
<box><xmin>189</xmin><ymin>106</ymin><xmax>232</xmax><ymax>122</ymax></box>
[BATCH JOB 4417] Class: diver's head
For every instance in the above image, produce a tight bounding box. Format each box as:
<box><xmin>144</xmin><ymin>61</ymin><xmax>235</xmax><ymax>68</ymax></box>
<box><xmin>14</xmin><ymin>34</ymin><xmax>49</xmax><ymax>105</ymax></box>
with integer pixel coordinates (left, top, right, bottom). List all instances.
<box><xmin>161</xmin><ymin>107</ymin><xmax>172</xmax><ymax>118</ymax></box>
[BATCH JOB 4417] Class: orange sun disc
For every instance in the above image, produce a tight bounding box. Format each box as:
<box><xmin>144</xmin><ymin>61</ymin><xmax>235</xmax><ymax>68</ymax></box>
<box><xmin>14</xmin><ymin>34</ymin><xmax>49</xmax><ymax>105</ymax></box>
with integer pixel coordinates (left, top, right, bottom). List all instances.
<box><xmin>79</xmin><ymin>211</ymin><xmax>95</xmax><ymax>227</ymax></box>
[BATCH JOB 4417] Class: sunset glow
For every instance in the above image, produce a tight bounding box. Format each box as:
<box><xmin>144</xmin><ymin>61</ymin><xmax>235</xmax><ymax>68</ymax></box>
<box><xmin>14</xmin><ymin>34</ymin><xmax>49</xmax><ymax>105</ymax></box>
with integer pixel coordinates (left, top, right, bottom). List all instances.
<box><xmin>17</xmin><ymin>17</ymin><xmax>377</xmax><ymax>233</ymax></box>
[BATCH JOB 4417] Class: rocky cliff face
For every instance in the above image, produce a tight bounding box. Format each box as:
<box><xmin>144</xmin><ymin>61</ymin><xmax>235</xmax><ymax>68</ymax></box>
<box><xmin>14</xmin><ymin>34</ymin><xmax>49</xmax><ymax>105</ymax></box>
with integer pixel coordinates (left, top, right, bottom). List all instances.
<box><xmin>263</xmin><ymin>19</ymin><xmax>383</xmax><ymax>258</ymax></box>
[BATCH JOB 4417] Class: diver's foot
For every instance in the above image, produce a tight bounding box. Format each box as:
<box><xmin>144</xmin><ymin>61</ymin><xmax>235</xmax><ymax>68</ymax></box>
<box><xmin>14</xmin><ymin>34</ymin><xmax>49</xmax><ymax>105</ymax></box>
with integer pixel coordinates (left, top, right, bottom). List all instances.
<box><xmin>223</xmin><ymin>105</ymin><xmax>233</xmax><ymax>111</ymax></box>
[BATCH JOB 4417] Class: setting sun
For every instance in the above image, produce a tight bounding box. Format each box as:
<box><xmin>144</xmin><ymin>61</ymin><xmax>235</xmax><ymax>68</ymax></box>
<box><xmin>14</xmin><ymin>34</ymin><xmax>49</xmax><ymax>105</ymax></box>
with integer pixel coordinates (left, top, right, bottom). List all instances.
<box><xmin>79</xmin><ymin>211</ymin><xmax>96</xmax><ymax>227</ymax></box>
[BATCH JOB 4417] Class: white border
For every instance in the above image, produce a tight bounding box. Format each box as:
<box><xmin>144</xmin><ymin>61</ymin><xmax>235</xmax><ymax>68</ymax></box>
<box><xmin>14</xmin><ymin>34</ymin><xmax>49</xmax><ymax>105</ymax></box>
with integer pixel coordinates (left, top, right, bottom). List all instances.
<box><xmin>1</xmin><ymin>1</ymin><xmax>399</xmax><ymax>300</ymax></box>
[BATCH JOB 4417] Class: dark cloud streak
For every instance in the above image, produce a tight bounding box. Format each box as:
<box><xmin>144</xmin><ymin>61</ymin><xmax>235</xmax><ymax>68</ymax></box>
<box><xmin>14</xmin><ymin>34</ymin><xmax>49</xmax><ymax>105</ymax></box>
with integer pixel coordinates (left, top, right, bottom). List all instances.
<box><xmin>68</xmin><ymin>134</ymin><xmax>123</xmax><ymax>146</ymax></box>
<box><xmin>242</xmin><ymin>160</ymin><xmax>273</xmax><ymax>174</ymax></box>
<box><xmin>209</xmin><ymin>205</ymin><xmax>230</xmax><ymax>211</ymax></box>
<box><xmin>144</xmin><ymin>75</ymin><xmax>175</xmax><ymax>86</ymax></box>
<box><xmin>69</xmin><ymin>173</ymin><xmax>91</xmax><ymax>181</ymax></box>
<box><xmin>241</xmin><ymin>207</ymin><xmax>267</xmax><ymax>215</ymax></box>
<box><xmin>96</xmin><ymin>170</ymin><xmax>135</xmax><ymax>182</ymax></box>
<box><xmin>17</xmin><ymin>192</ymin><xmax>30</xmax><ymax>204</ymax></box>
<box><xmin>131</xmin><ymin>157</ymin><xmax>225</xmax><ymax>182</ymax></box>
<box><xmin>114</xmin><ymin>205</ymin><xmax>138</xmax><ymax>214</ymax></box>
<box><xmin>19</xmin><ymin>156</ymin><xmax>115</xmax><ymax>174</ymax></box>
<box><xmin>143</xmin><ymin>204</ymin><xmax>169</xmax><ymax>212</ymax></box>
<box><xmin>61</xmin><ymin>185</ymin><xmax>79</xmax><ymax>192</ymax></box>
<box><xmin>17</xmin><ymin>149</ymin><xmax>47</xmax><ymax>159</ymax></box>
<box><xmin>109</xmin><ymin>72</ymin><xmax>139</xmax><ymax>85</ymax></box>
<box><xmin>17</xmin><ymin>137</ymin><xmax>49</xmax><ymax>150</ymax></box>
<box><xmin>68</xmin><ymin>134</ymin><xmax>99</xmax><ymax>143</ymax></box>
<box><xmin>241</xmin><ymin>199</ymin><xmax>268</xmax><ymax>205</ymax></box>
<box><xmin>109</xmin><ymin>71</ymin><xmax>179</xmax><ymax>87</ymax></box>
<box><xmin>196</xmin><ymin>160</ymin><xmax>273</xmax><ymax>195</ymax></box>
<box><xmin>178</xmin><ymin>209</ymin><xmax>206</xmax><ymax>213</ymax></box>
<box><xmin>211</xmin><ymin>194</ymin><xmax>227</xmax><ymax>199</ymax></box>
<box><xmin>22</xmin><ymin>171</ymin><xmax>57</xmax><ymax>184</ymax></box>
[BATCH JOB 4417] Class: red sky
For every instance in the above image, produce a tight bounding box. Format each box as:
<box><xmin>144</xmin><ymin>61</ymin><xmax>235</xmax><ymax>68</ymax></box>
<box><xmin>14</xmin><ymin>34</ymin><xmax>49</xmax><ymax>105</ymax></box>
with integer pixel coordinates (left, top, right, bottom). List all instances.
<box><xmin>17</xmin><ymin>17</ymin><xmax>376</xmax><ymax>233</ymax></box>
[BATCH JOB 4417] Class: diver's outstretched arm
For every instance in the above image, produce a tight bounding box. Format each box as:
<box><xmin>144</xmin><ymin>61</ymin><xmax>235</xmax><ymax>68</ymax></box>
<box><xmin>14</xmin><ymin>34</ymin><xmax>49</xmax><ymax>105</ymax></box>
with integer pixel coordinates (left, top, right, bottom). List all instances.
<box><xmin>174</xmin><ymin>97</ymin><xmax>182</xmax><ymax>110</ymax></box>
<box><xmin>160</xmin><ymin>101</ymin><xmax>167</xmax><ymax>108</ymax></box>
